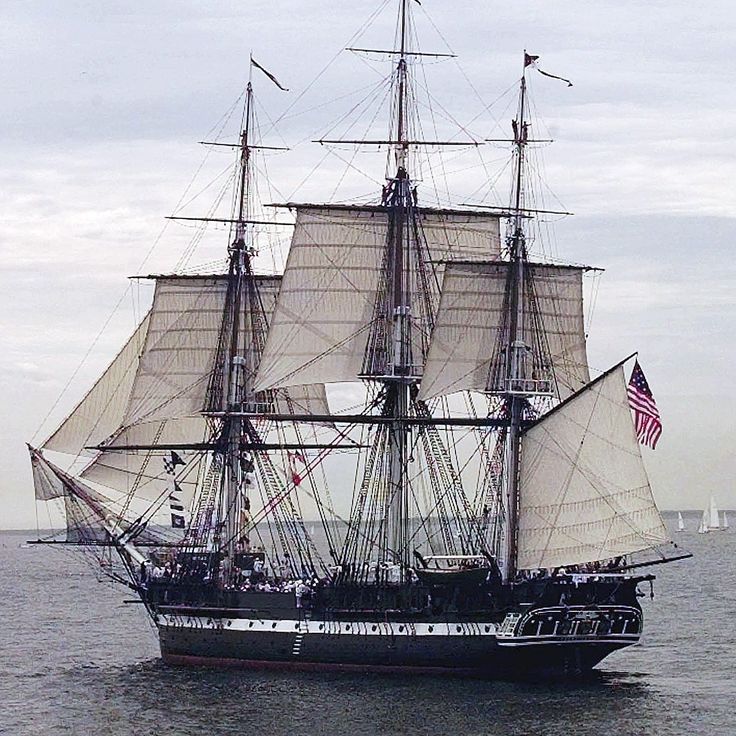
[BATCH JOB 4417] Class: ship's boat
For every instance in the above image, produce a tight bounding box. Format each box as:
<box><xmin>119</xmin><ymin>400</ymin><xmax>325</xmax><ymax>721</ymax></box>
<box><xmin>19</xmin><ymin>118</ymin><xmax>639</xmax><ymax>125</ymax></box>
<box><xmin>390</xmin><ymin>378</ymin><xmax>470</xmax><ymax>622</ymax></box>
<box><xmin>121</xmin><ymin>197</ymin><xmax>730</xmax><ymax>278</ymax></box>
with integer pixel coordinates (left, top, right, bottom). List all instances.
<box><xmin>28</xmin><ymin>0</ymin><xmax>689</xmax><ymax>677</ymax></box>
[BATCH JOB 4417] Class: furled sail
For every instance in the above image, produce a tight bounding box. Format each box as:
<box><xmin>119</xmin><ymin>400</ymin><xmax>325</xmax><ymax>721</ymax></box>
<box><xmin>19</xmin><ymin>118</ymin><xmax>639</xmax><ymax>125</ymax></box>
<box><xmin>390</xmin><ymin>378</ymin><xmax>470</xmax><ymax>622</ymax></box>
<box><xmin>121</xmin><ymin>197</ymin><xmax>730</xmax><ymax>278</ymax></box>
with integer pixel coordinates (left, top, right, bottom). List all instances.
<box><xmin>255</xmin><ymin>205</ymin><xmax>501</xmax><ymax>391</ymax></box>
<box><xmin>516</xmin><ymin>365</ymin><xmax>669</xmax><ymax>570</ymax></box>
<box><xmin>31</xmin><ymin>447</ymin><xmax>113</xmax><ymax>542</ymax></box>
<box><xmin>43</xmin><ymin>314</ymin><xmax>150</xmax><ymax>456</ymax></box>
<box><xmin>419</xmin><ymin>261</ymin><xmax>589</xmax><ymax>401</ymax></box>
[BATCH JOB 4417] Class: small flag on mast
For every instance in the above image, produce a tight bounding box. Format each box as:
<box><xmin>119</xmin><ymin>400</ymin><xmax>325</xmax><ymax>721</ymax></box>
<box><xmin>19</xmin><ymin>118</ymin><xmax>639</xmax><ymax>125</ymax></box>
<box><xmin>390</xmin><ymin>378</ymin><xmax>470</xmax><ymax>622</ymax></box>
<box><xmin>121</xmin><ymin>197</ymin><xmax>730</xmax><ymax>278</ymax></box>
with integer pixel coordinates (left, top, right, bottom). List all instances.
<box><xmin>163</xmin><ymin>451</ymin><xmax>186</xmax><ymax>475</ymax></box>
<box><xmin>250</xmin><ymin>57</ymin><xmax>289</xmax><ymax>91</ymax></box>
<box><xmin>524</xmin><ymin>51</ymin><xmax>573</xmax><ymax>87</ymax></box>
<box><xmin>627</xmin><ymin>361</ymin><xmax>662</xmax><ymax>449</ymax></box>
<box><xmin>169</xmin><ymin>482</ymin><xmax>186</xmax><ymax>528</ymax></box>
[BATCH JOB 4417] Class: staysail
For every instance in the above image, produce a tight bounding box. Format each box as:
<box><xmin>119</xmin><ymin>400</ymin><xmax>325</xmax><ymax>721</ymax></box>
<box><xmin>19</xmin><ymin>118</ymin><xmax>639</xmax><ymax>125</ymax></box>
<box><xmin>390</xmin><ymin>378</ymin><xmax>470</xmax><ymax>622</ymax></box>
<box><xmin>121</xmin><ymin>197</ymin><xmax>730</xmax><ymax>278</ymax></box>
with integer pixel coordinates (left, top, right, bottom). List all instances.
<box><xmin>43</xmin><ymin>314</ymin><xmax>150</xmax><ymax>456</ymax></box>
<box><xmin>516</xmin><ymin>364</ymin><xmax>669</xmax><ymax>570</ymax></box>
<box><xmin>419</xmin><ymin>261</ymin><xmax>589</xmax><ymax>401</ymax></box>
<box><xmin>254</xmin><ymin>205</ymin><xmax>501</xmax><ymax>391</ymax></box>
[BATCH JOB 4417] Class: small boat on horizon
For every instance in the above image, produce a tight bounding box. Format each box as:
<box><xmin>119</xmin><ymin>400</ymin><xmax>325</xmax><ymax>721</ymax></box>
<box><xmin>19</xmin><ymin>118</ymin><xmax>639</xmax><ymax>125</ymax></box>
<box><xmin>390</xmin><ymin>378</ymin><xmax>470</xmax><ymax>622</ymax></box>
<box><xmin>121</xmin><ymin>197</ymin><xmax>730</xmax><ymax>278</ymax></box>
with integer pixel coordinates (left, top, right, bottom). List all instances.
<box><xmin>698</xmin><ymin>507</ymin><xmax>710</xmax><ymax>534</ymax></box>
<box><xmin>698</xmin><ymin>495</ymin><xmax>728</xmax><ymax>533</ymax></box>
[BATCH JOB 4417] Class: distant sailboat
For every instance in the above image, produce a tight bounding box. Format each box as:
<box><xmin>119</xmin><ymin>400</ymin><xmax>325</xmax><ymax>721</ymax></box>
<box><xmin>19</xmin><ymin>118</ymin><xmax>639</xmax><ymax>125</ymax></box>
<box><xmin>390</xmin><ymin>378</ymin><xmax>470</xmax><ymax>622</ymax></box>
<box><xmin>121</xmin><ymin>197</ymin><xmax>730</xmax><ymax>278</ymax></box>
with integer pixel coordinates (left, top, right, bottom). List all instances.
<box><xmin>722</xmin><ymin>511</ymin><xmax>729</xmax><ymax>530</ymax></box>
<box><xmin>708</xmin><ymin>496</ymin><xmax>721</xmax><ymax>531</ymax></box>
<box><xmin>698</xmin><ymin>508</ymin><xmax>710</xmax><ymax>534</ymax></box>
<box><xmin>677</xmin><ymin>512</ymin><xmax>686</xmax><ymax>532</ymax></box>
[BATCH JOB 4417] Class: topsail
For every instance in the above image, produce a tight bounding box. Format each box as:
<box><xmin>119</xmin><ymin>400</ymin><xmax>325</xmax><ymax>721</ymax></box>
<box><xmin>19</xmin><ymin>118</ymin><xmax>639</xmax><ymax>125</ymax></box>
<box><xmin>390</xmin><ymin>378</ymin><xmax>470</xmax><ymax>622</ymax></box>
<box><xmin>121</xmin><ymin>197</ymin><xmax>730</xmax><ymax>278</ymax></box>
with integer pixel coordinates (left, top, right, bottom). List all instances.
<box><xmin>419</xmin><ymin>261</ymin><xmax>589</xmax><ymax>401</ymax></box>
<box><xmin>254</xmin><ymin>205</ymin><xmax>502</xmax><ymax>391</ymax></box>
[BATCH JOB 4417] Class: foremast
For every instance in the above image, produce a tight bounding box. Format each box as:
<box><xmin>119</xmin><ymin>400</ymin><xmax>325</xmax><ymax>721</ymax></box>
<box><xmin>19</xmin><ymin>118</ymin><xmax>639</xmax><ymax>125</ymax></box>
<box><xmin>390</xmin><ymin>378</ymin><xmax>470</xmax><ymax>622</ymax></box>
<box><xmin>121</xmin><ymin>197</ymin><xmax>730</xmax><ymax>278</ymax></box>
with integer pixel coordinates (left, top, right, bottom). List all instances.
<box><xmin>216</xmin><ymin>77</ymin><xmax>262</xmax><ymax>574</ymax></box>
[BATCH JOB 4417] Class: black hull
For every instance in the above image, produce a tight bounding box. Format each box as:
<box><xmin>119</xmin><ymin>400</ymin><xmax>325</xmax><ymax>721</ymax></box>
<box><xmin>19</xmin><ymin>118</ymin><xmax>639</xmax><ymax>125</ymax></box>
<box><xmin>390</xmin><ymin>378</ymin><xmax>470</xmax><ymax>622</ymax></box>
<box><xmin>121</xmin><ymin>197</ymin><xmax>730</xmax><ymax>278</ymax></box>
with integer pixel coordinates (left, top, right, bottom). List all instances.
<box><xmin>155</xmin><ymin>604</ymin><xmax>641</xmax><ymax>678</ymax></box>
<box><xmin>160</xmin><ymin>647</ymin><xmax>621</xmax><ymax>678</ymax></box>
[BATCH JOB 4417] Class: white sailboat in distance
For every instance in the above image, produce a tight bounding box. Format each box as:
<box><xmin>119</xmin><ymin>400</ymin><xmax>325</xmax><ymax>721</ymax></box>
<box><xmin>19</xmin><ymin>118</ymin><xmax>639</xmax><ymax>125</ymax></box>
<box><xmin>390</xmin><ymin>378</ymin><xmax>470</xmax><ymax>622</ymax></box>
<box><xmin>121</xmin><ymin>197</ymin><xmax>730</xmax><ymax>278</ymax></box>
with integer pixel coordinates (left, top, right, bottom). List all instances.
<box><xmin>697</xmin><ymin>508</ymin><xmax>710</xmax><ymax>534</ymax></box>
<box><xmin>677</xmin><ymin>512</ymin><xmax>686</xmax><ymax>532</ymax></box>
<box><xmin>722</xmin><ymin>511</ymin><xmax>729</xmax><ymax>530</ymax></box>
<box><xmin>708</xmin><ymin>496</ymin><xmax>721</xmax><ymax>531</ymax></box>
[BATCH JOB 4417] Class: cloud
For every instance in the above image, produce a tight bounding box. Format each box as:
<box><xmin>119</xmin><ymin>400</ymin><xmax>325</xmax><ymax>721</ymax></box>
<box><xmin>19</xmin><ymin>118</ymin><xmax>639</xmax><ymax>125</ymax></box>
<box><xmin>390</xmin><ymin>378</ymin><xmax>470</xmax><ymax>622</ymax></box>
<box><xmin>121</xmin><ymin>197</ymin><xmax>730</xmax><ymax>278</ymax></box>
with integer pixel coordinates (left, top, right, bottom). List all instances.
<box><xmin>2</xmin><ymin>1</ymin><xmax>735</xmax><ymax>527</ymax></box>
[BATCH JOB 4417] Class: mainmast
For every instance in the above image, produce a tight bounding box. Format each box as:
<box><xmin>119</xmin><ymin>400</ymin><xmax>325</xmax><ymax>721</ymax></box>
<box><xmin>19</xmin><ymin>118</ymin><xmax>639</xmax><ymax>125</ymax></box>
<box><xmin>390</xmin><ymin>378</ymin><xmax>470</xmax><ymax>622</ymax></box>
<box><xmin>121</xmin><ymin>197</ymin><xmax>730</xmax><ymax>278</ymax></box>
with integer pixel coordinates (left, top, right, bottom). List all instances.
<box><xmin>383</xmin><ymin>0</ymin><xmax>414</xmax><ymax>573</ymax></box>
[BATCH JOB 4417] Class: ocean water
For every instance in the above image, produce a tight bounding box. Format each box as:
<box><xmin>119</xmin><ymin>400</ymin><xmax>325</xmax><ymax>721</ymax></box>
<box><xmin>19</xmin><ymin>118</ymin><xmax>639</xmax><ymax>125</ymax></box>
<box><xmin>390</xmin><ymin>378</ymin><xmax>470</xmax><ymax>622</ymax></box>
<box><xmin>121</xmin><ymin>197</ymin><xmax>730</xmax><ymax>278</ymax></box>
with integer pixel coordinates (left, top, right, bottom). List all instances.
<box><xmin>0</xmin><ymin>513</ymin><xmax>733</xmax><ymax>736</ymax></box>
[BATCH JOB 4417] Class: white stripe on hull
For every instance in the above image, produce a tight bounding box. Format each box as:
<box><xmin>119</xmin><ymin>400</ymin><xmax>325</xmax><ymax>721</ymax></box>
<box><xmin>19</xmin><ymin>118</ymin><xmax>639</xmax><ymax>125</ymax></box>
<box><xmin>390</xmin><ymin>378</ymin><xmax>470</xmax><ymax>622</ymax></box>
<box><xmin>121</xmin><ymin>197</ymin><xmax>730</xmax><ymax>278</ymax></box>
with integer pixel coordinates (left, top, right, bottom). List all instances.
<box><xmin>157</xmin><ymin>614</ymin><xmax>499</xmax><ymax>637</ymax></box>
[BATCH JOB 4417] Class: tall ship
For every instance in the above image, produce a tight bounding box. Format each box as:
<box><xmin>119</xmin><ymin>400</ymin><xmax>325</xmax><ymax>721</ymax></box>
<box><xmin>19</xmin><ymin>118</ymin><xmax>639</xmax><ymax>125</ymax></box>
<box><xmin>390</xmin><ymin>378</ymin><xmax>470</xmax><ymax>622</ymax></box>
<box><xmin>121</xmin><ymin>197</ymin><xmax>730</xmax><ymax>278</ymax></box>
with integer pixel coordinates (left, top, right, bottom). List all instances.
<box><xmin>28</xmin><ymin>1</ymin><xmax>689</xmax><ymax>676</ymax></box>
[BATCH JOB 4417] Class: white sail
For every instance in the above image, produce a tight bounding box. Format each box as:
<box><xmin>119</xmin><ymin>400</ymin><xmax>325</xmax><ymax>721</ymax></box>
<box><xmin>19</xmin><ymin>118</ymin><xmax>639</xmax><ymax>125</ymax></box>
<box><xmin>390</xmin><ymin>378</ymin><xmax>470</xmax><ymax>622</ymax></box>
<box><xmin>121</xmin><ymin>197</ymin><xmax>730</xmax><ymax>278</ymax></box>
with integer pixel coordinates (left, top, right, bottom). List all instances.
<box><xmin>677</xmin><ymin>511</ymin><xmax>685</xmax><ymax>532</ymax></box>
<box><xmin>124</xmin><ymin>275</ymin><xmax>330</xmax><ymax>425</ymax></box>
<box><xmin>419</xmin><ymin>261</ymin><xmax>589</xmax><ymax>401</ymax></box>
<box><xmin>708</xmin><ymin>495</ymin><xmax>720</xmax><ymax>530</ymax></box>
<box><xmin>254</xmin><ymin>205</ymin><xmax>501</xmax><ymax>391</ymax></box>
<box><xmin>43</xmin><ymin>315</ymin><xmax>150</xmax><ymax>456</ymax></box>
<box><xmin>31</xmin><ymin>446</ymin><xmax>75</xmax><ymax>501</ymax></box>
<box><xmin>31</xmin><ymin>447</ymin><xmax>173</xmax><ymax>547</ymax></box>
<box><xmin>123</xmin><ymin>276</ymin><xmax>236</xmax><ymax>425</ymax></box>
<box><xmin>698</xmin><ymin>508</ymin><xmax>709</xmax><ymax>534</ymax></box>
<box><xmin>516</xmin><ymin>365</ymin><xmax>669</xmax><ymax>570</ymax></box>
<box><xmin>723</xmin><ymin>511</ymin><xmax>729</xmax><ymax>530</ymax></box>
<box><xmin>32</xmin><ymin>445</ymin><xmax>157</xmax><ymax>511</ymax></box>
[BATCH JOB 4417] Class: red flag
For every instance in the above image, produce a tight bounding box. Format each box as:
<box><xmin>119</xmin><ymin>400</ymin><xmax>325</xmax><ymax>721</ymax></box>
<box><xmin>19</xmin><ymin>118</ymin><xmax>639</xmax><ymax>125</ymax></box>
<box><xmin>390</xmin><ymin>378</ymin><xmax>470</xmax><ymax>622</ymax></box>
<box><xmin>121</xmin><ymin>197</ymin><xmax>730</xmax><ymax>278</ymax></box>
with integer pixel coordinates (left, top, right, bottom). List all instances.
<box><xmin>287</xmin><ymin>451</ymin><xmax>306</xmax><ymax>486</ymax></box>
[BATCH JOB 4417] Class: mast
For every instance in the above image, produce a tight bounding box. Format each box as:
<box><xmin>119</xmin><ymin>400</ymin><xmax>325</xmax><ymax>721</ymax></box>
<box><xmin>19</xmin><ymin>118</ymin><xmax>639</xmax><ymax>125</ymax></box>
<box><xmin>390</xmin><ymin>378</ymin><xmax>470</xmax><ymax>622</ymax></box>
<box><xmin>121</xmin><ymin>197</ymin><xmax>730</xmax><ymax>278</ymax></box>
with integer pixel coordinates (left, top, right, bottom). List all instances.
<box><xmin>395</xmin><ymin>0</ymin><xmax>409</xmax><ymax>171</ymax></box>
<box><xmin>502</xmin><ymin>64</ymin><xmax>531</xmax><ymax>582</ymax></box>
<box><xmin>222</xmin><ymin>79</ymin><xmax>256</xmax><ymax>572</ymax></box>
<box><xmin>385</xmin><ymin>0</ymin><xmax>413</xmax><ymax>573</ymax></box>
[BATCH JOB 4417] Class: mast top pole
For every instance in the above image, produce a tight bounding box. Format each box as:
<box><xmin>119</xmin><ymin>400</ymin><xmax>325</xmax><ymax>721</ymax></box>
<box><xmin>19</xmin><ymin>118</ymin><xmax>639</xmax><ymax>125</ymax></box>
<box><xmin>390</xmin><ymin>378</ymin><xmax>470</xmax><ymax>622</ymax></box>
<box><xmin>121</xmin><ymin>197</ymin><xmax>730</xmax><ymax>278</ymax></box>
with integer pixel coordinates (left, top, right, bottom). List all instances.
<box><xmin>233</xmin><ymin>79</ymin><xmax>255</xmax><ymax>256</ymax></box>
<box><xmin>511</xmin><ymin>59</ymin><xmax>529</xmax><ymax>253</ymax></box>
<box><xmin>394</xmin><ymin>0</ymin><xmax>411</xmax><ymax>172</ymax></box>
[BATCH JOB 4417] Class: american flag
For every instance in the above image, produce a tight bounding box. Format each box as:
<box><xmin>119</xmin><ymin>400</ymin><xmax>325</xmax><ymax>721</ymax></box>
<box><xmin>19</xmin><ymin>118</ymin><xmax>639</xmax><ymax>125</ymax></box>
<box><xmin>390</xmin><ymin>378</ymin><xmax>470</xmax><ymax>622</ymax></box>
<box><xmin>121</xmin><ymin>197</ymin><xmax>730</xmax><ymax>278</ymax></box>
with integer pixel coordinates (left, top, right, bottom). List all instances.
<box><xmin>627</xmin><ymin>361</ymin><xmax>662</xmax><ymax>449</ymax></box>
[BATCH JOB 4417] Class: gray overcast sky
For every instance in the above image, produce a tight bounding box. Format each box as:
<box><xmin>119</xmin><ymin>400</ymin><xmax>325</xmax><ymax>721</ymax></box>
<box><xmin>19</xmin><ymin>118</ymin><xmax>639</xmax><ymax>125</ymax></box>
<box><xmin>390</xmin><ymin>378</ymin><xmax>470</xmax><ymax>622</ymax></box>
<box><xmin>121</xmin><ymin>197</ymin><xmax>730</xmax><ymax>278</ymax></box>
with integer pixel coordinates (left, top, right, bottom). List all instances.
<box><xmin>1</xmin><ymin>0</ymin><xmax>734</xmax><ymax>528</ymax></box>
